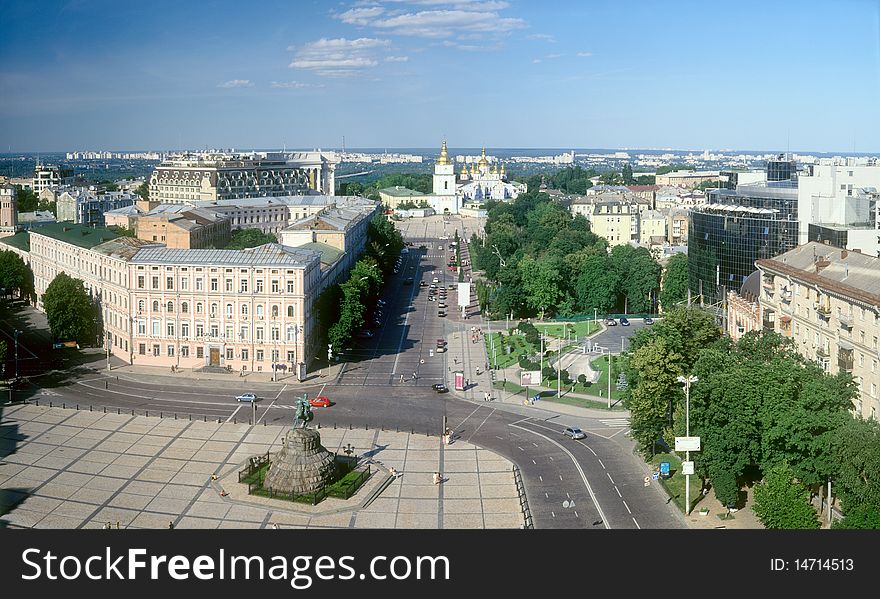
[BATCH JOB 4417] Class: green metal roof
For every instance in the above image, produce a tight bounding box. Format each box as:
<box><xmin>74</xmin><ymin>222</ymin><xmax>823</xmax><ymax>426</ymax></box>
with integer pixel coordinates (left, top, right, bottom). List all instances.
<box><xmin>0</xmin><ymin>231</ymin><xmax>30</xmax><ymax>252</ymax></box>
<box><xmin>378</xmin><ymin>186</ymin><xmax>424</xmax><ymax>197</ymax></box>
<box><xmin>299</xmin><ymin>241</ymin><xmax>345</xmax><ymax>268</ymax></box>
<box><xmin>29</xmin><ymin>222</ymin><xmax>119</xmax><ymax>249</ymax></box>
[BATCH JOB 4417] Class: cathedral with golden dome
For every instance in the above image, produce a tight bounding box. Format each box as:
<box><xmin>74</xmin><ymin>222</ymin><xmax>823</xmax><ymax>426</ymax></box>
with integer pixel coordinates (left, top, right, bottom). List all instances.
<box><xmin>455</xmin><ymin>146</ymin><xmax>526</xmax><ymax>202</ymax></box>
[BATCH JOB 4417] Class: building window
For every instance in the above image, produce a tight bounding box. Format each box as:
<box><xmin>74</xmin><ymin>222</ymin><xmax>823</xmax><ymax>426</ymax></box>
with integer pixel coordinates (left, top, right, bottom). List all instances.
<box><xmin>210</xmin><ymin>303</ymin><xmax>218</xmax><ymax>317</ymax></box>
<box><xmin>181</xmin><ymin>302</ymin><xmax>188</xmax><ymax>314</ymax></box>
<box><xmin>167</xmin><ymin>323</ymin><xmax>175</xmax><ymax>336</ymax></box>
<box><xmin>210</xmin><ymin>325</ymin><xmax>218</xmax><ymax>337</ymax></box>
<box><xmin>240</xmin><ymin>326</ymin><xmax>248</xmax><ymax>340</ymax></box>
<box><xmin>256</xmin><ymin>280</ymin><xmax>264</xmax><ymax>293</ymax></box>
<box><xmin>138</xmin><ymin>299</ymin><xmax>145</xmax><ymax>313</ymax></box>
<box><xmin>166</xmin><ymin>276</ymin><xmax>174</xmax><ymax>290</ymax></box>
<box><xmin>287</xmin><ymin>280</ymin><xmax>295</xmax><ymax>293</ymax></box>
<box><xmin>152</xmin><ymin>344</ymin><xmax>160</xmax><ymax>357</ymax></box>
<box><xmin>137</xmin><ymin>275</ymin><xmax>145</xmax><ymax>289</ymax></box>
<box><xmin>152</xmin><ymin>276</ymin><xmax>159</xmax><ymax>289</ymax></box>
<box><xmin>152</xmin><ymin>321</ymin><xmax>160</xmax><ymax>336</ymax></box>
<box><xmin>241</xmin><ymin>304</ymin><xmax>248</xmax><ymax>316</ymax></box>
<box><xmin>271</xmin><ymin>280</ymin><xmax>279</xmax><ymax>293</ymax></box>
<box><xmin>256</xmin><ymin>304</ymin><xmax>264</xmax><ymax>318</ymax></box>
<box><xmin>210</xmin><ymin>278</ymin><xmax>218</xmax><ymax>291</ymax></box>
<box><xmin>182</xmin><ymin>323</ymin><xmax>189</xmax><ymax>338</ymax></box>
<box><xmin>196</xmin><ymin>278</ymin><xmax>203</xmax><ymax>291</ymax></box>
<box><xmin>271</xmin><ymin>305</ymin><xmax>279</xmax><ymax>318</ymax></box>
<box><xmin>256</xmin><ymin>349</ymin><xmax>264</xmax><ymax>361</ymax></box>
<box><xmin>241</xmin><ymin>279</ymin><xmax>248</xmax><ymax>293</ymax></box>
<box><xmin>167</xmin><ymin>345</ymin><xmax>175</xmax><ymax>357</ymax></box>
<box><xmin>226</xmin><ymin>348</ymin><xmax>234</xmax><ymax>360</ymax></box>
<box><xmin>138</xmin><ymin>343</ymin><xmax>146</xmax><ymax>355</ymax></box>
<box><xmin>137</xmin><ymin>320</ymin><xmax>146</xmax><ymax>335</ymax></box>
<box><xmin>241</xmin><ymin>349</ymin><xmax>249</xmax><ymax>361</ymax></box>
<box><xmin>181</xmin><ymin>346</ymin><xmax>189</xmax><ymax>358</ymax></box>
<box><xmin>152</xmin><ymin>300</ymin><xmax>159</xmax><ymax>312</ymax></box>
<box><xmin>167</xmin><ymin>301</ymin><xmax>174</xmax><ymax>313</ymax></box>
<box><xmin>196</xmin><ymin>302</ymin><xmax>203</xmax><ymax>314</ymax></box>
<box><xmin>196</xmin><ymin>347</ymin><xmax>204</xmax><ymax>359</ymax></box>
<box><xmin>196</xmin><ymin>323</ymin><xmax>204</xmax><ymax>337</ymax></box>
<box><xmin>225</xmin><ymin>279</ymin><xmax>233</xmax><ymax>292</ymax></box>
<box><xmin>256</xmin><ymin>327</ymin><xmax>264</xmax><ymax>341</ymax></box>
<box><xmin>287</xmin><ymin>305</ymin><xmax>294</xmax><ymax>318</ymax></box>
<box><xmin>180</xmin><ymin>277</ymin><xmax>188</xmax><ymax>291</ymax></box>
<box><xmin>226</xmin><ymin>304</ymin><xmax>233</xmax><ymax>318</ymax></box>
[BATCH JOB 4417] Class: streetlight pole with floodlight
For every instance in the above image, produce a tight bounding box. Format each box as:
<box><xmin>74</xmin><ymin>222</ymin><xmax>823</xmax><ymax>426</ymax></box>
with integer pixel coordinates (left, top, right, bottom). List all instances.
<box><xmin>677</xmin><ymin>374</ymin><xmax>698</xmax><ymax>515</ymax></box>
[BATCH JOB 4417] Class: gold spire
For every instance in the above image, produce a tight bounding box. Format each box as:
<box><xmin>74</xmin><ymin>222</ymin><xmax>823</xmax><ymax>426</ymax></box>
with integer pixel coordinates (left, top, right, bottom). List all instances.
<box><xmin>500</xmin><ymin>162</ymin><xmax>506</xmax><ymax>177</ymax></box>
<box><xmin>437</xmin><ymin>140</ymin><xmax>450</xmax><ymax>165</ymax></box>
<box><xmin>460</xmin><ymin>163</ymin><xmax>469</xmax><ymax>178</ymax></box>
<box><xmin>478</xmin><ymin>146</ymin><xmax>488</xmax><ymax>167</ymax></box>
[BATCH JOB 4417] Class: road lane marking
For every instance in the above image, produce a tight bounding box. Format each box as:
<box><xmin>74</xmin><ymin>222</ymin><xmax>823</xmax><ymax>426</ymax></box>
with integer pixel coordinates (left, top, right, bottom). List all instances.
<box><xmin>606</xmin><ymin>472</ymin><xmax>615</xmax><ymax>485</ymax></box>
<box><xmin>454</xmin><ymin>405</ymin><xmax>482</xmax><ymax>430</ymax></box>
<box><xmin>632</xmin><ymin>517</ymin><xmax>641</xmax><ymax>529</ymax></box>
<box><xmin>510</xmin><ymin>423</ymin><xmax>610</xmax><ymax>529</ymax></box>
<box><xmin>226</xmin><ymin>405</ymin><xmax>243</xmax><ymax>423</ymax></box>
<box><xmin>257</xmin><ymin>398</ymin><xmax>277</xmax><ymax>424</ymax></box>
<box><xmin>615</xmin><ymin>486</ymin><xmax>622</xmax><ymax>498</ymax></box>
<box><xmin>275</xmin><ymin>384</ymin><xmax>288</xmax><ymax>400</ymax></box>
<box><xmin>623</xmin><ymin>500</ymin><xmax>631</xmax><ymax>514</ymax></box>
<box><xmin>598</xmin><ymin>458</ymin><xmax>606</xmax><ymax>469</ymax></box>
<box><xmin>466</xmin><ymin>408</ymin><xmax>495</xmax><ymax>442</ymax></box>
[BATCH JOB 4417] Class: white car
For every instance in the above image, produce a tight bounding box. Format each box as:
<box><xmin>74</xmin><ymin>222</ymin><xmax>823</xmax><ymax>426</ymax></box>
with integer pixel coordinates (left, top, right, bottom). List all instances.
<box><xmin>563</xmin><ymin>427</ymin><xmax>586</xmax><ymax>440</ymax></box>
<box><xmin>236</xmin><ymin>393</ymin><xmax>257</xmax><ymax>402</ymax></box>
<box><xmin>432</xmin><ymin>277</ymin><xmax>440</xmax><ymax>284</ymax></box>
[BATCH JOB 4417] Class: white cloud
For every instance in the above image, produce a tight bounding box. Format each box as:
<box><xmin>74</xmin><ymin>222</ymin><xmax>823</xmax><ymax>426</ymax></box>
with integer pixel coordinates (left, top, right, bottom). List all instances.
<box><xmin>545</xmin><ymin>53</ymin><xmax>563</xmax><ymax>59</ymax></box>
<box><xmin>270</xmin><ymin>81</ymin><xmax>324</xmax><ymax>89</ymax></box>
<box><xmin>289</xmin><ymin>37</ymin><xmax>391</xmax><ymax>76</ymax></box>
<box><xmin>577</xmin><ymin>52</ymin><xmax>593</xmax><ymax>57</ymax></box>
<box><xmin>384</xmin><ymin>55</ymin><xmax>409</xmax><ymax>62</ymax></box>
<box><xmin>217</xmin><ymin>79</ymin><xmax>253</xmax><ymax>88</ymax></box>
<box><xmin>532</xmin><ymin>58</ymin><xmax>541</xmax><ymax>64</ymax></box>
<box><xmin>334</xmin><ymin>2</ymin><xmax>525</xmax><ymax>39</ymax></box>
<box><xmin>526</xmin><ymin>33</ymin><xmax>555</xmax><ymax>42</ymax></box>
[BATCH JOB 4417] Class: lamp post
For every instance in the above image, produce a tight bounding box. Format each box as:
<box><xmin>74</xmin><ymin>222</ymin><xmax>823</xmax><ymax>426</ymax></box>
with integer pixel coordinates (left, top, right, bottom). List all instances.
<box><xmin>14</xmin><ymin>329</ymin><xmax>21</xmax><ymax>380</ymax></box>
<box><xmin>593</xmin><ymin>307</ymin><xmax>598</xmax><ymax>332</ymax></box>
<box><xmin>106</xmin><ymin>330</ymin><xmax>111</xmax><ymax>371</ymax></box>
<box><xmin>677</xmin><ymin>374</ymin><xmax>698</xmax><ymax>515</ymax></box>
<box><xmin>606</xmin><ymin>348</ymin><xmax>611</xmax><ymax>409</ymax></box>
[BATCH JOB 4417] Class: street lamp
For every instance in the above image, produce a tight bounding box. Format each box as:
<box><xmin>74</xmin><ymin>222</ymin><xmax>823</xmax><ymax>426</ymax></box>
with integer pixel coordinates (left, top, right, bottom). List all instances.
<box><xmin>14</xmin><ymin>329</ymin><xmax>21</xmax><ymax>380</ymax></box>
<box><xmin>677</xmin><ymin>374</ymin><xmax>698</xmax><ymax>515</ymax></box>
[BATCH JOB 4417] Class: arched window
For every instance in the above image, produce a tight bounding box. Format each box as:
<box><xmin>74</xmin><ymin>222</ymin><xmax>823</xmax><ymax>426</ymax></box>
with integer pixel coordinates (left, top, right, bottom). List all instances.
<box><xmin>152</xmin><ymin>300</ymin><xmax>159</xmax><ymax>312</ymax></box>
<box><xmin>210</xmin><ymin>303</ymin><xmax>218</xmax><ymax>316</ymax></box>
<box><xmin>196</xmin><ymin>302</ymin><xmax>203</xmax><ymax>314</ymax></box>
<box><xmin>167</xmin><ymin>301</ymin><xmax>174</xmax><ymax>313</ymax></box>
<box><xmin>256</xmin><ymin>304</ymin><xmax>264</xmax><ymax>317</ymax></box>
<box><xmin>181</xmin><ymin>302</ymin><xmax>188</xmax><ymax>314</ymax></box>
<box><xmin>241</xmin><ymin>304</ymin><xmax>249</xmax><ymax>316</ymax></box>
<box><xmin>271</xmin><ymin>305</ymin><xmax>279</xmax><ymax>318</ymax></box>
<box><xmin>138</xmin><ymin>300</ymin><xmax>145</xmax><ymax>312</ymax></box>
<box><xmin>287</xmin><ymin>305</ymin><xmax>294</xmax><ymax>318</ymax></box>
<box><xmin>226</xmin><ymin>304</ymin><xmax>233</xmax><ymax>317</ymax></box>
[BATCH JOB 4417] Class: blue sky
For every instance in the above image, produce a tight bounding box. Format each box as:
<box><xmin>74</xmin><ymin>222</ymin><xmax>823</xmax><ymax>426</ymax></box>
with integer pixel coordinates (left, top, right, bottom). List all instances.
<box><xmin>1</xmin><ymin>0</ymin><xmax>879</xmax><ymax>152</ymax></box>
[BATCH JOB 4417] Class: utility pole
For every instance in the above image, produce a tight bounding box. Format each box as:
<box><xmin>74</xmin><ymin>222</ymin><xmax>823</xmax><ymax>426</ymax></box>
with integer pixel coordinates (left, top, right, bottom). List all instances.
<box><xmin>607</xmin><ymin>349</ymin><xmax>611</xmax><ymax>409</ymax></box>
<box><xmin>677</xmin><ymin>375</ymin><xmax>698</xmax><ymax>515</ymax></box>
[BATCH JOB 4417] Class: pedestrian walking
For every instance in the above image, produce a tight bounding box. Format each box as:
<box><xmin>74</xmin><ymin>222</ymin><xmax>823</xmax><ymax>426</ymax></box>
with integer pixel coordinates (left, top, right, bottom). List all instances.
<box><xmin>168</xmin><ymin>521</ymin><xmax>174</xmax><ymax>529</ymax></box>
<box><xmin>272</xmin><ymin>523</ymin><xmax>279</xmax><ymax>530</ymax></box>
<box><xmin>433</xmin><ymin>471</ymin><xmax>442</xmax><ymax>485</ymax></box>
<box><xmin>400</xmin><ymin>374</ymin><xmax>405</xmax><ymax>383</ymax></box>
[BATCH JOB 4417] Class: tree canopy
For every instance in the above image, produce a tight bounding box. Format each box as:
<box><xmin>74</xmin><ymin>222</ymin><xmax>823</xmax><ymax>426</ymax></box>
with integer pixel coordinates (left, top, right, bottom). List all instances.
<box><xmin>43</xmin><ymin>272</ymin><xmax>95</xmax><ymax>344</ymax></box>
<box><xmin>224</xmin><ymin>229</ymin><xmax>277</xmax><ymax>250</ymax></box>
<box><xmin>659</xmin><ymin>253</ymin><xmax>688</xmax><ymax>311</ymax></box>
<box><xmin>0</xmin><ymin>250</ymin><xmax>35</xmax><ymax>302</ymax></box>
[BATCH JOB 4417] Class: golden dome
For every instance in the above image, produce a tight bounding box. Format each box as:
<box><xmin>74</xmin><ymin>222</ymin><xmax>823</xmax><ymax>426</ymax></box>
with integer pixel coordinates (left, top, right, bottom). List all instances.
<box><xmin>460</xmin><ymin>164</ymin><xmax>469</xmax><ymax>178</ymax></box>
<box><xmin>478</xmin><ymin>146</ymin><xmax>489</xmax><ymax>167</ymax></box>
<box><xmin>437</xmin><ymin>140</ymin><xmax>450</xmax><ymax>165</ymax></box>
<box><xmin>500</xmin><ymin>162</ymin><xmax>506</xmax><ymax>176</ymax></box>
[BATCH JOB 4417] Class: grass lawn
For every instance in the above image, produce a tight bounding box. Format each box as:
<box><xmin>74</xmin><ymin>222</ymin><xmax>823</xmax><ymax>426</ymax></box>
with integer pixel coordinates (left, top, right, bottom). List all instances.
<box><xmin>589</xmin><ymin>355</ymin><xmax>627</xmax><ymax>402</ymax></box>
<box><xmin>491</xmin><ymin>380</ymin><xmax>625</xmax><ymax>411</ymax></box>
<box><xmin>651</xmin><ymin>452</ymin><xmax>705</xmax><ymax>514</ymax></box>
<box><xmin>485</xmin><ymin>332</ymin><xmax>539</xmax><ymax>369</ymax></box>
<box><xmin>534</xmin><ymin>321</ymin><xmax>601</xmax><ymax>339</ymax></box>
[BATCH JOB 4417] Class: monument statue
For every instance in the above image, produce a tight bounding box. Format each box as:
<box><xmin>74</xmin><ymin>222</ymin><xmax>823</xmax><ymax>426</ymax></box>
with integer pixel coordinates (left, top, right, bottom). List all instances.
<box><xmin>263</xmin><ymin>394</ymin><xmax>336</xmax><ymax>495</ymax></box>
<box><xmin>292</xmin><ymin>395</ymin><xmax>314</xmax><ymax>429</ymax></box>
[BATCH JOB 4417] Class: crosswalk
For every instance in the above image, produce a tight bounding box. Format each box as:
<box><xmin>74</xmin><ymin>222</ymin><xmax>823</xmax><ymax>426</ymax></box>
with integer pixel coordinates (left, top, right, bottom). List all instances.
<box><xmin>598</xmin><ymin>418</ymin><xmax>629</xmax><ymax>428</ymax></box>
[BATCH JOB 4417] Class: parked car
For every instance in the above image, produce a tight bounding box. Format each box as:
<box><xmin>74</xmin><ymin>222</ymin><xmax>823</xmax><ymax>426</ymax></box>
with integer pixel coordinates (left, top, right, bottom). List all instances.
<box><xmin>432</xmin><ymin>383</ymin><xmax>449</xmax><ymax>393</ymax></box>
<box><xmin>604</xmin><ymin>318</ymin><xmax>617</xmax><ymax>326</ymax></box>
<box><xmin>435</xmin><ymin>346</ymin><xmax>446</xmax><ymax>353</ymax></box>
<box><xmin>401</xmin><ymin>248</ymin><xmax>409</xmax><ymax>254</ymax></box>
<box><xmin>432</xmin><ymin>277</ymin><xmax>440</xmax><ymax>284</ymax></box>
<box><xmin>310</xmin><ymin>396</ymin><xmax>331</xmax><ymax>408</ymax></box>
<box><xmin>438</xmin><ymin>310</ymin><xmax>447</xmax><ymax>317</ymax></box>
<box><xmin>643</xmin><ymin>317</ymin><xmax>654</xmax><ymax>325</ymax></box>
<box><xmin>419</xmin><ymin>281</ymin><xmax>428</xmax><ymax>288</ymax></box>
<box><xmin>357</xmin><ymin>330</ymin><xmax>374</xmax><ymax>338</ymax></box>
<box><xmin>236</xmin><ymin>393</ymin><xmax>257</xmax><ymax>402</ymax></box>
<box><xmin>563</xmin><ymin>427</ymin><xmax>586</xmax><ymax>440</ymax></box>
<box><xmin>436</xmin><ymin>339</ymin><xmax>446</xmax><ymax>346</ymax></box>
<box><xmin>404</xmin><ymin>277</ymin><xmax>414</xmax><ymax>285</ymax></box>
<box><xmin>620</xmin><ymin>317</ymin><xmax>630</xmax><ymax>326</ymax></box>
<box><xmin>377</xmin><ymin>299</ymin><xmax>386</xmax><ymax>306</ymax></box>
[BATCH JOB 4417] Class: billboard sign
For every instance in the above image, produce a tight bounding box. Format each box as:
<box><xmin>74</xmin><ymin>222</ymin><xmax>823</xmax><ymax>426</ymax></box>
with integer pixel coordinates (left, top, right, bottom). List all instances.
<box><xmin>454</xmin><ymin>371</ymin><xmax>465</xmax><ymax>391</ymax></box>
<box><xmin>458</xmin><ymin>282</ymin><xmax>470</xmax><ymax>308</ymax></box>
<box><xmin>520</xmin><ymin>370</ymin><xmax>542</xmax><ymax>386</ymax></box>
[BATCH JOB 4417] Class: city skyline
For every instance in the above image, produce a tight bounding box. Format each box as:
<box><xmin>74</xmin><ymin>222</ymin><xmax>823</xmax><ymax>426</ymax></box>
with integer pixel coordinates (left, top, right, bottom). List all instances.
<box><xmin>1</xmin><ymin>0</ymin><xmax>879</xmax><ymax>152</ymax></box>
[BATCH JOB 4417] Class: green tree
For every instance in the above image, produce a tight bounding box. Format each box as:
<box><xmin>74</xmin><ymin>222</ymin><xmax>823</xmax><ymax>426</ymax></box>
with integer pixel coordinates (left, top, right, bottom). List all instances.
<box><xmin>43</xmin><ymin>272</ymin><xmax>94</xmax><ymax>344</ymax></box>
<box><xmin>135</xmin><ymin>181</ymin><xmax>149</xmax><ymax>201</ymax></box>
<box><xmin>832</xmin><ymin>417</ymin><xmax>880</xmax><ymax>515</ymax></box>
<box><xmin>832</xmin><ymin>505</ymin><xmax>880</xmax><ymax>529</ymax></box>
<box><xmin>752</xmin><ymin>464</ymin><xmax>820</xmax><ymax>529</ymax></box>
<box><xmin>627</xmin><ymin>337</ymin><xmax>684</xmax><ymax>453</ymax></box>
<box><xmin>622</xmin><ymin>163</ymin><xmax>634</xmax><ymax>185</ymax></box>
<box><xmin>574</xmin><ymin>254</ymin><xmax>618</xmax><ymax>314</ymax></box>
<box><xmin>107</xmin><ymin>225</ymin><xmax>136</xmax><ymax>238</ymax></box>
<box><xmin>518</xmin><ymin>255</ymin><xmax>565</xmax><ymax>319</ymax></box>
<box><xmin>15</xmin><ymin>187</ymin><xmax>39</xmax><ymax>212</ymax></box>
<box><xmin>659</xmin><ymin>253</ymin><xmax>689</xmax><ymax>311</ymax></box>
<box><xmin>225</xmin><ymin>229</ymin><xmax>278</xmax><ymax>249</ymax></box>
<box><xmin>609</xmin><ymin>244</ymin><xmax>661</xmax><ymax>313</ymax></box>
<box><xmin>0</xmin><ymin>250</ymin><xmax>35</xmax><ymax>301</ymax></box>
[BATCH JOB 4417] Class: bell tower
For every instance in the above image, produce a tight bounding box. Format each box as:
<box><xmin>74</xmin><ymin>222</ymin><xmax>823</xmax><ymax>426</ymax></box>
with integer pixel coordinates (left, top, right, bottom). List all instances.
<box><xmin>0</xmin><ymin>186</ymin><xmax>19</xmax><ymax>238</ymax></box>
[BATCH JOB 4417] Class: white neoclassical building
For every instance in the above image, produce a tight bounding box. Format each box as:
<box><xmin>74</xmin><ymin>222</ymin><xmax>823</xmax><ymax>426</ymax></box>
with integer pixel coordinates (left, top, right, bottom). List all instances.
<box><xmin>457</xmin><ymin>147</ymin><xmax>526</xmax><ymax>202</ymax></box>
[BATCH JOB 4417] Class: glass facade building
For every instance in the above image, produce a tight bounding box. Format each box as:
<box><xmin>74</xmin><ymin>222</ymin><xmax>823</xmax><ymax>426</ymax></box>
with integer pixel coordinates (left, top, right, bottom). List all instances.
<box><xmin>689</xmin><ymin>182</ymin><xmax>799</xmax><ymax>304</ymax></box>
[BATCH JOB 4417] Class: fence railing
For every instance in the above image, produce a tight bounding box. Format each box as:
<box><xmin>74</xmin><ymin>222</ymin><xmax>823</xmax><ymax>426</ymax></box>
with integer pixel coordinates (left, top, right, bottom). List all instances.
<box><xmin>512</xmin><ymin>464</ymin><xmax>533</xmax><ymax>529</ymax></box>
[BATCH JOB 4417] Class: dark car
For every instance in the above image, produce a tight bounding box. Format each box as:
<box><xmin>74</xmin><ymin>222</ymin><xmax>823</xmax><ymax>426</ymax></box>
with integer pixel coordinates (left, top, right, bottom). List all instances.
<box><xmin>437</xmin><ymin>311</ymin><xmax>447</xmax><ymax>317</ymax></box>
<box><xmin>404</xmin><ymin>277</ymin><xmax>414</xmax><ymax>285</ymax></box>
<box><xmin>432</xmin><ymin>383</ymin><xmax>449</xmax><ymax>393</ymax></box>
<box><xmin>419</xmin><ymin>281</ymin><xmax>428</xmax><ymax>288</ymax></box>
<box><xmin>620</xmin><ymin>317</ymin><xmax>630</xmax><ymax>326</ymax></box>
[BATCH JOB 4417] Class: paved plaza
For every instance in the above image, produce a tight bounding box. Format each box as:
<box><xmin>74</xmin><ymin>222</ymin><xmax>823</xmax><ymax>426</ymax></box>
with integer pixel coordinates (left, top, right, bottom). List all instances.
<box><xmin>0</xmin><ymin>404</ymin><xmax>524</xmax><ymax>529</ymax></box>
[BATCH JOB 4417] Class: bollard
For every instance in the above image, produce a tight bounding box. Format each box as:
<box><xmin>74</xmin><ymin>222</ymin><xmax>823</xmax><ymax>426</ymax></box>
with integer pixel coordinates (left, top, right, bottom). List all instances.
<box><xmin>263</xmin><ymin>420</ymin><xmax>266</xmax><ymax>426</ymax></box>
<box><xmin>349</xmin><ymin>423</ymin><xmax>352</xmax><ymax>430</ymax></box>
<box><xmin>218</xmin><ymin>418</ymin><xmax>221</xmax><ymax>423</ymax></box>
<box><xmin>62</xmin><ymin>403</ymin><xmax>65</xmax><ymax>409</ymax></box>
<box><xmin>233</xmin><ymin>418</ymin><xmax>236</xmax><ymax>424</ymax></box>
<box><xmin>76</xmin><ymin>404</ymin><xmax>78</xmax><ymax>410</ymax></box>
<box><xmin>334</xmin><ymin>422</ymin><xmax>336</xmax><ymax>430</ymax></box>
<box><xmin>203</xmin><ymin>415</ymin><xmax>206</xmax><ymax>422</ymax></box>
<box><xmin>146</xmin><ymin>411</ymin><xmax>148</xmax><ymax>417</ymax></box>
<box><xmin>89</xmin><ymin>405</ymin><xmax>92</xmax><ymax>412</ymax></box>
<box><xmin>411</xmin><ymin>427</ymin><xmax>414</xmax><ymax>434</ymax></box>
<box><xmin>50</xmin><ymin>401</ymin><xmax>53</xmax><ymax>408</ymax></box>
<box><xmin>174</xmin><ymin>413</ymin><xmax>177</xmax><ymax>420</ymax></box>
<box><xmin>188</xmin><ymin>414</ymin><xmax>191</xmax><ymax>421</ymax></box>
<box><xmin>365</xmin><ymin>423</ymin><xmax>368</xmax><ymax>430</ymax></box>
<box><xmin>160</xmin><ymin>412</ymin><xmax>163</xmax><ymax>418</ymax></box>
<box><xmin>131</xmin><ymin>409</ymin><xmax>134</xmax><ymax>416</ymax></box>
<box><xmin>35</xmin><ymin>399</ymin><xmax>39</xmax><ymax>406</ymax></box>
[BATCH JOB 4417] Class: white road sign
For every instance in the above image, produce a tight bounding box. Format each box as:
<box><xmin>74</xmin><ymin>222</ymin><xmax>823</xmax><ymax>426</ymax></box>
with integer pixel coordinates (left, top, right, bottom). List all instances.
<box><xmin>675</xmin><ymin>436</ymin><xmax>701</xmax><ymax>452</ymax></box>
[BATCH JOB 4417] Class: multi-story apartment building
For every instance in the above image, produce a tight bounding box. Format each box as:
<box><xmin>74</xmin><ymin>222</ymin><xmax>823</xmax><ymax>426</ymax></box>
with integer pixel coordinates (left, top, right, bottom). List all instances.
<box><xmin>32</xmin><ymin>164</ymin><xmax>75</xmax><ymax>193</ymax></box>
<box><xmin>149</xmin><ymin>151</ymin><xmax>337</xmax><ymax>204</ymax></box>
<box><xmin>56</xmin><ymin>190</ymin><xmax>137</xmax><ymax>226</ymax></box>
<box><xmin>655</xmin><ymin>170</ymin><xmax>722</xmax><ymax>188</ymax></box>
<box><xmin>756</xmin><ymin>242</ymin><xmax>880</xmax><ymax>419</ymax></box>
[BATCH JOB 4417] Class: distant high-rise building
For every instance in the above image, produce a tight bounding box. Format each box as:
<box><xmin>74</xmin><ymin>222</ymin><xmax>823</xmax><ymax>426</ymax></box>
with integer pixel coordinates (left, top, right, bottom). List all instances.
<box><xmin>32</xmin><ymin>164</ymin><xmax>75</xmax><ymax>193</ymax></box>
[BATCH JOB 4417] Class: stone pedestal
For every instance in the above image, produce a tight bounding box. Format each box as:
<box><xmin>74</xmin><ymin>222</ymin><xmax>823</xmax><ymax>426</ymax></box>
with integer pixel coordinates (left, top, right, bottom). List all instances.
<box><xmin>263</xmin><ymin>428</ymin><xmax>337</xmax><ymax>495</ymax></box>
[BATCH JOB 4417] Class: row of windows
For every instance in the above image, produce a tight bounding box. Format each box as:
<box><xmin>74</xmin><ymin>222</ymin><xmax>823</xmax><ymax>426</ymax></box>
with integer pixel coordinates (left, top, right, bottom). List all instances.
<box><xmin>135</xmin><ymin>321</ymin><xmax>300</xmax><ymax>342</ymax></box>
<box><xmin>135</xmin><ymin>299</ymin><xmax>297</xmax><ymax>318</ymax></box>
<box><xmin>136</xmin><ymin>275</ymin><xmax>299</xmax><ymax>294</ymax></box>
<box><xmin>136</xmin><ymin>344</ymin><xmax>295</xmax><ymax>363</ymax></box>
